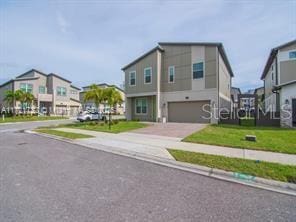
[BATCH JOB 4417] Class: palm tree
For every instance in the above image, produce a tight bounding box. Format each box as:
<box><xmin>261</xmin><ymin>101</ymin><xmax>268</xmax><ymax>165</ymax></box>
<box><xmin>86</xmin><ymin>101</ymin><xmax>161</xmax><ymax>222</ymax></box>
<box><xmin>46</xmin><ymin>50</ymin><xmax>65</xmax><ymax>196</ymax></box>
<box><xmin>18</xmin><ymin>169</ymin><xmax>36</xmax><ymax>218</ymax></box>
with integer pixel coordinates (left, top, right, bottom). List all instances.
<box><xmin>16</xmin><ymin>90</ymin><xmax>35</xmax><ymax>115</ymax></box>
<box><xmin>4</xmin><ymin>90</ymin><xmax>15</xmax><ymax>115</ymax></box>
<box><xmin>83</xmin><ymin>84</ymin><xmax>104</xmax><ymax>120</ymax></box>
<box><xmin>103</xmin><ymin>87</ymin><xmax>123</xmax><ymax>129</ymax></box>
<box><xmin>4</xmin><ymin>90</ymin><xmax>22</xmax><ymax>116</ymax></box>
<box><xmin>23</xmin><ymin>92</ymin><xmax>35</xmax><ymax>115</ymax></box>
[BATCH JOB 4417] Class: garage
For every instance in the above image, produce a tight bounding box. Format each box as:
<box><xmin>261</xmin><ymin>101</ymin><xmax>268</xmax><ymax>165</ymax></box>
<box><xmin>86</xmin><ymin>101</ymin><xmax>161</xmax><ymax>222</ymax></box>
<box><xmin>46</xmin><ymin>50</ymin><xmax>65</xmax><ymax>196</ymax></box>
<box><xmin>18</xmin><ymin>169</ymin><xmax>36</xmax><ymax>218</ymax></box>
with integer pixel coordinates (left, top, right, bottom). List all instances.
<box><xmin>168</xmin><ymin>101</ymin><xmax>211</xmax><ymax>123</ymax></box>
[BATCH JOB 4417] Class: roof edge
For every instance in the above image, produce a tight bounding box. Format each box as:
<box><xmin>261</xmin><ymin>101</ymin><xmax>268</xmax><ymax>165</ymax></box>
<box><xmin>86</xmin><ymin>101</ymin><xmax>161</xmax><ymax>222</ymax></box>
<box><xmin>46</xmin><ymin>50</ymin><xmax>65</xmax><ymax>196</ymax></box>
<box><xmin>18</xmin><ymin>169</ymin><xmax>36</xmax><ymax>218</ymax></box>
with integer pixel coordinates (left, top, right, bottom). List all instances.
<box><xmin>48</xmin><ymin>73</ymin><xmax>72</xmax><ymax>83</ymax></box>
<box><xmin>121</xmin><ymin>46</ymin><xmax>164</xmax><ymax>70</ymax></box>
<box><xmin>261</xmin><ymin>39</ymin><xmax>296</xmax><ymax>80</ymax></box>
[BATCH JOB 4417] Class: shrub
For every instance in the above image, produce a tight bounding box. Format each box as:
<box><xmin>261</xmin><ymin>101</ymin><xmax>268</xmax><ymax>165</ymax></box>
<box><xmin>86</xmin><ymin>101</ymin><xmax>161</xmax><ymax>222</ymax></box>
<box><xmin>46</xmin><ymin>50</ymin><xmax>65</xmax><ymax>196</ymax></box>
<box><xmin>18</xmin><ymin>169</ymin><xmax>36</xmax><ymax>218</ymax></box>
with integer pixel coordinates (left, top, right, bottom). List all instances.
<box><xmin>113</xmin><ymin>119</ymin><xmax>119</xmax><ymax>125</ymax></box>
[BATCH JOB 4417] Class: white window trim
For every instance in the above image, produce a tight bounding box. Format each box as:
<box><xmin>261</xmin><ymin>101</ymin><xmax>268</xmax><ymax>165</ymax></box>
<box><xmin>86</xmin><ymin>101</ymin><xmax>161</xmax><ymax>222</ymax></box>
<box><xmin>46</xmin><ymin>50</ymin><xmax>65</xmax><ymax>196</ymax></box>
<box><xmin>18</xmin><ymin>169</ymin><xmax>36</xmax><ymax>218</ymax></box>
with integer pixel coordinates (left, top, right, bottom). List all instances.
<box><xmin>144</xmin><ymin>67</ymin><xmax>152</xmax><ymax>84</ymax></box>
<box><xmin>129</xmin><ymin>71</ymin><xmax>136</xmax><ymax>87</ymax></box>
<box><xmin>192</xmin><ymin>61</ymin><xmax>204</xmax><ymax>80</ymax></box>
<box><xmin>135</xmin><ymin>98</ymin><xmax>148</xmax><ymax>115</ymax></box>
<box><xmin>57</xmin><ymin>86</ymin><xmax>67</xmax><ymax>96</ymax></box>
<box><xmin>168</xmin><ymin>66</ymin><xmax>175</xmax><ymax>83</ymax></box>
<box><xmin>20</xmin><ymin>83</ymin><xmax>33</xmax><ymax>93</ymax></box>
<box><xmin>39</xmin><ymin>86</ymin><xmax>46</xmax><ymax>94</ymax></box>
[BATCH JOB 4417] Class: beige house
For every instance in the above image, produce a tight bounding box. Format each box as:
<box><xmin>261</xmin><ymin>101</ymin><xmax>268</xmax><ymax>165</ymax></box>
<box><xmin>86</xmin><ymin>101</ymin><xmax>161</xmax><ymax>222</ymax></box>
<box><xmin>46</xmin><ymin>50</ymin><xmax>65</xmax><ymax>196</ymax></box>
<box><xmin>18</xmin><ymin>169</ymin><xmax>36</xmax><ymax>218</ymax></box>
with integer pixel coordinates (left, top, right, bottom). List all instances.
<box><xmin>261</xmin><ymin>39</ymin><xmax>296</xmax><ymax>127</ymax></box>
<box><xmin>0</xmin><ymin>69</ymin><xmax>81</xmax><ymax>116</ymax></box>
<box><xmin>122</xmin><ymin>42</ymin><xmax>234</xmax><ymax>123</ymax></box>
<box><xmin>80</xmin><ymin>83</ymin><xmax>125</xmax><ymax>115</ymax></box>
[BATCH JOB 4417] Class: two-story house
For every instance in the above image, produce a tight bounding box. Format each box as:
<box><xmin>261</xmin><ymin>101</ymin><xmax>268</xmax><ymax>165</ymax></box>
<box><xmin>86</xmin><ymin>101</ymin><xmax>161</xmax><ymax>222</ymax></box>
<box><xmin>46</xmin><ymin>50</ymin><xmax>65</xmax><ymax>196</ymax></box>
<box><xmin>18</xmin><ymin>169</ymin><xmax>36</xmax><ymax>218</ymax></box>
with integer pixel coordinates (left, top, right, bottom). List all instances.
<box><xmin>261</xmin><ymin>40</ymin><xmax>296</xmax><ymax>127</ymax></box>
<box><xmin>122</xmin><ymin>42</ymin><xmax>234</xmax><ymax>123</ymax></box>
<box><xmin>80</xmin><ymin>83</ymin><xmax>125</xmax><ymax>115</ymax></box>
<box><xmin>0</xmin><ymin>69</ymin><xmax>81</xmax><ymax>116</ymax></box>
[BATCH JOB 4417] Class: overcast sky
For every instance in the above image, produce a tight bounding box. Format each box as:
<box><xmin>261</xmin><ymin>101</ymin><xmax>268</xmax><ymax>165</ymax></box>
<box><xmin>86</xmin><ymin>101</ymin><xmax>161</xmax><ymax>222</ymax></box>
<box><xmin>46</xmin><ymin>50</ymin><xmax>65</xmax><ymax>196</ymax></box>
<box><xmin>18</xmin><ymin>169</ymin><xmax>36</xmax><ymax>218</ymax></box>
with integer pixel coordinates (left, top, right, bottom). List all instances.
<box><xmin>0</xmin><ymin>0</ymin><xmax>295</xmax><ymax>91</ymax></box>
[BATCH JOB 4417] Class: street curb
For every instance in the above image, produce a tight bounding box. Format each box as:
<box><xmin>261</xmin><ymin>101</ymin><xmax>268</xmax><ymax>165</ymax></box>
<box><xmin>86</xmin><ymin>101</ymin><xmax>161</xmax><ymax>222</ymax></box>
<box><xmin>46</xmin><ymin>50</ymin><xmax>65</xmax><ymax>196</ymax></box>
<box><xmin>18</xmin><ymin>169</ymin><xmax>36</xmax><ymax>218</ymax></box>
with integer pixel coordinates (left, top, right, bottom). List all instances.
<box><xmin>26</xmin><ymin>130</ymin><xmax>296</xmax><ymax>197</ymax></box>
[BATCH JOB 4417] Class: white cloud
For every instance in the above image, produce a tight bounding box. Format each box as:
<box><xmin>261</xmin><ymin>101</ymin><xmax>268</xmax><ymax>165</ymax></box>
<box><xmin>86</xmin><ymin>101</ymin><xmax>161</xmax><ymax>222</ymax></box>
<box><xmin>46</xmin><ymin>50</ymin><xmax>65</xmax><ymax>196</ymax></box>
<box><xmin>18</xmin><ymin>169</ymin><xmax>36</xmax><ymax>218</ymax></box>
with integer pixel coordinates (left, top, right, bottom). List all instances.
<box><xmin>56</xmin><ymin>12</ymin><xmax>70</xmax><ymax>33</ymax></box>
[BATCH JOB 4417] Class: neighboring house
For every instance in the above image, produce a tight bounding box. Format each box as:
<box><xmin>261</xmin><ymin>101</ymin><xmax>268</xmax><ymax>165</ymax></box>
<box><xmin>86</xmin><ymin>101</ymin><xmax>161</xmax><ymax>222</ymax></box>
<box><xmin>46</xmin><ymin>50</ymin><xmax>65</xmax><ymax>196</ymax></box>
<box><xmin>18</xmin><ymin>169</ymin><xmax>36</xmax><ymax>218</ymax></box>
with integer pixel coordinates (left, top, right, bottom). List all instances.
<box><xmin>261</xmin><ymin>39</ymin><xmax>296</xmax><ymax>127</ymax></box>
<box><xmin>122</xmin><ymin>42</ymin><xmax>234</xmax><ymax>123</ymax></box>
<box><xmin>231</xmin><ymin>87</ymin><xmax>241</xmax><ymax>109</ymax></box>
<box><xmin>80</xmin><ymin>83</ymin><xmax>125</xmax><ymax>115</ymax></box>
<box><xmin>0</xmin><ymin>69</ymin><xmax>81</xmax><ymax>116</ymax></box>
<box><xmin>254</xmin><ymin>86</ymin><xmax>264</xmax><ymax>108</ymax></box>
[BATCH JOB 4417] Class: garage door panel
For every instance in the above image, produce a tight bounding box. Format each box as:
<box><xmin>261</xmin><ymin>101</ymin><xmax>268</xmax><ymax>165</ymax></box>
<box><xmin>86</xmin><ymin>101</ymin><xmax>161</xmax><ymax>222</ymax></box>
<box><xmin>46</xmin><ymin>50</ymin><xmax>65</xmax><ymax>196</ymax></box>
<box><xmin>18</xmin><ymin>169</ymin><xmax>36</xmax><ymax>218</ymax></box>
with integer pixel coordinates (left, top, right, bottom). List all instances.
<box><xmin>168</xmin><ymin>101</ymin><xmax>211</xmax><ymax>123</ymax></box>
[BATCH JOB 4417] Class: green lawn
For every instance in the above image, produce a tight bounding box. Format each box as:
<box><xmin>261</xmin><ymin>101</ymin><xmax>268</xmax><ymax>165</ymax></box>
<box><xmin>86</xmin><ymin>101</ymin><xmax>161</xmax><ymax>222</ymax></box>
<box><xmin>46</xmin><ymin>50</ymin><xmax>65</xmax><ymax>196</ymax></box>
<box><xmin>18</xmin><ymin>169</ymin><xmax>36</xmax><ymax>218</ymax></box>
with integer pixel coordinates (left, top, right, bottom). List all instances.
<box><xmin>183</xmin><ymin>124</ymin><xmax>296</xmax><ymax>154</ymax></box>
<box><xmin>0</xmin><ymin>116</ymin><xmax>67</xmax><ymax>123</ymax></box>
<box><xmin>59</xmin><ymin>121</ymin><xmax>148</xmax><ymax>133</ymax></box>
<box><xmin>35</xmin><ymin>129</ymin><xmax>93</xmax><ymax>139</ymax></box>
<box><xmin>168</xmin><ymin>149</ymin><xmax>296</xmax><ymax>183</ymax></box>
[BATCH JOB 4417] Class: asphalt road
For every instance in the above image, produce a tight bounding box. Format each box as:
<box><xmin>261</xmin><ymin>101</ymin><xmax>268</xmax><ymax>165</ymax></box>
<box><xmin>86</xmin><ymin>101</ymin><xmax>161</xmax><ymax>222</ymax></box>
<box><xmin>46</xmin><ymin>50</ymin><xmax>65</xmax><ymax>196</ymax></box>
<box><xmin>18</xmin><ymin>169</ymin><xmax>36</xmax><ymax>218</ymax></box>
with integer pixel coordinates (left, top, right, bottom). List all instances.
<box><xmin>0</xmin><ymin>119</ymin><xmax>75</xmax><ymax>133</ymax></box>
<box><xmin>0</xmin><ymin>123</ymin><xmax>295</xmax><ymax>221</ymax></box>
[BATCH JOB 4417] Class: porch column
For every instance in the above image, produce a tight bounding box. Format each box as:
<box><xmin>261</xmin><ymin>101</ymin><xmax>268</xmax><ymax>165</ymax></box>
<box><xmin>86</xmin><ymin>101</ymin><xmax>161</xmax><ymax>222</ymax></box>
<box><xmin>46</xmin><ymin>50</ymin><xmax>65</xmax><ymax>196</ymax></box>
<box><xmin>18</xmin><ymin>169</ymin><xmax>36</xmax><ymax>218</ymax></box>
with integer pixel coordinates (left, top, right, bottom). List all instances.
<box><xmin>125</xmin><ymin>97</ymin><xmax>132</xmax><ymax>120</ymax></box>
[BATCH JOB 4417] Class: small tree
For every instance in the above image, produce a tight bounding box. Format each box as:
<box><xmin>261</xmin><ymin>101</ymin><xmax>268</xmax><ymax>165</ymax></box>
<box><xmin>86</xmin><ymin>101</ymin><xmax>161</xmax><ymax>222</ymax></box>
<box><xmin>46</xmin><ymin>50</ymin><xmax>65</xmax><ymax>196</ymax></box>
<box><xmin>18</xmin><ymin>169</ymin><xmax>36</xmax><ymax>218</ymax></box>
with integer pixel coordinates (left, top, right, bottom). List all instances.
<box><xmin>103</xmin><ymin>87</ymin><xmax>123</xmax><ymax>129</ymax></box>
<box><xmin>4</xmin><ymin>90</ymin><xmax>15</xmax><ymax>116</ymax></box>
<box><xmin>83</xmin><ymin>84</ymin><xmax>104</xmax><ymax>121</ymax></box>
<box><xmin>23</xmin><ymin>92</ymin><xmax>35</xmax><ymax>115</ymax></box>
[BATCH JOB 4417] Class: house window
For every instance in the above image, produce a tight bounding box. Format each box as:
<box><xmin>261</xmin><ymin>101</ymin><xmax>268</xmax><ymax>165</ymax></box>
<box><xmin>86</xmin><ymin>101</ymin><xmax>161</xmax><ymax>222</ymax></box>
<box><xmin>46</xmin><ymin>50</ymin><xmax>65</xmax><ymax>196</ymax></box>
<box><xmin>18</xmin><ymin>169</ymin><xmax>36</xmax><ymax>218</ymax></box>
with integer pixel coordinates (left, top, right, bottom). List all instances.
<box><xmin>289</xmin><ymin>51</ymin><xmax>296</xmax><ymax>59</ymax></box>
<box><xmin>135</xmin><ymin>98</ymin><xmax>147</xmax><ymax>114</ymax></box>
<box><xmin>20</xmin><ymin>83</ymin><xmax>33</xmax><ymax>93</ymax></box>
<box><xmin>193</xmin><ymin>62</ymin><xmax>204</xmax><ymax>79</ymax></box>
<box><xmin>57</xmin><ymin>86</ymin><xmax>67</xmax><ymax>96</ymax></box>
<box><xmin>129</xmin><ymin>71</ymin><xmax>136</xmax><ymax>86</ymax></box>
<box><xmin>144</xmin><ymin>67</ymin><xmax>152</xmax><ymax>84</ymax></box>
<box><xmin>70</xmin><ymin>90</ymin><xmax>77</xmax><ymax>94</ymax></box>
<box><xmin>39</xmin><ymin>86</ymin><xmax>46</xmax><ymax>94</ymax></box>
<box><xmin>168</xmin><ymin>66</ymin><xmax>175</xmax><ymax>83</ymax></box>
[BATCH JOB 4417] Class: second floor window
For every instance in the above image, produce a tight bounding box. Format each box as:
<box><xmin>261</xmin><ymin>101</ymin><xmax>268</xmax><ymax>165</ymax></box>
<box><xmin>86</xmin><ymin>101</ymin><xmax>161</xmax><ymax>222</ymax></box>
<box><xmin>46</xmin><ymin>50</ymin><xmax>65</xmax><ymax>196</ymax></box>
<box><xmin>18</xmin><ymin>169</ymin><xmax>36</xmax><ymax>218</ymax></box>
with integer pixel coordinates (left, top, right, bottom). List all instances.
<box><xmin>168</xmin><ymin>66</ymin><xmax>175</xmax><ymax>83</ymax></box>
<box><xmin>144</xmin><ymin>67</ymin><xmax>152</xmax><ymax>84</ymax></box>
<box><xmin>193</xmin><ymin>62</ymin><xmax>204</xmax><ymax>79</ymax></box>
<box><xmin>289</xmin><ymin>51</ymin><xmax>296</xmax><ymax>59</ymax></box>
<box><xmin>129</xmin><ymin>71</ymin><xmax>136</xmax><ymax>86</ymax></box>
<box><xmin>70</xmin><ymin>90</ymin><xmax>77</xmax><ymax>95</ymax></box>
<box><xmin>20</xmin><ymin>83</ymin><xmax>33</xmax><ymax>93</ymax></box>
<box><xmin>39</xmin><ymin>86</ymin><xmax>46</xmax><ymax>94</ymax></box>
<box><xmin>57</xmin><ymin>87</ymin><xmax>67</xmax><ymax>96</ymax></box>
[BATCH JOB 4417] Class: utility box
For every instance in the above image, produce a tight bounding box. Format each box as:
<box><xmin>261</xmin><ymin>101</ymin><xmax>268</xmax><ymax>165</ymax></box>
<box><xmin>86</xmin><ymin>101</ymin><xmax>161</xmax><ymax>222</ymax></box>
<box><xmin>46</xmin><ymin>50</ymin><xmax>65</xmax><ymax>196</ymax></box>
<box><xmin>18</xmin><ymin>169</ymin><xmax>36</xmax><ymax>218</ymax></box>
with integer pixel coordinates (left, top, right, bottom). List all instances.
<box><xmin>245</xmin><ymin>135</ymin><xmax>256</xmax><ymax>142</ymax></box>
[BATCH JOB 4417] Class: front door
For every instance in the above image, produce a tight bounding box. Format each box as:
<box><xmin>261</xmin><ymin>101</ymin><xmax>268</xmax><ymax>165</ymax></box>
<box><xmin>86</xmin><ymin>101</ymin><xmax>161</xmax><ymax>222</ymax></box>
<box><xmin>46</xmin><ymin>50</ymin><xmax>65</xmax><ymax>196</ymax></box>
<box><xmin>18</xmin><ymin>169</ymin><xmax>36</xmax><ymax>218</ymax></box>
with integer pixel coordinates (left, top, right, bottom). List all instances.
<box><xmin>292</xmin><ymin>99</ymin><xmax>296</xmax><ymax>127</ymax></box>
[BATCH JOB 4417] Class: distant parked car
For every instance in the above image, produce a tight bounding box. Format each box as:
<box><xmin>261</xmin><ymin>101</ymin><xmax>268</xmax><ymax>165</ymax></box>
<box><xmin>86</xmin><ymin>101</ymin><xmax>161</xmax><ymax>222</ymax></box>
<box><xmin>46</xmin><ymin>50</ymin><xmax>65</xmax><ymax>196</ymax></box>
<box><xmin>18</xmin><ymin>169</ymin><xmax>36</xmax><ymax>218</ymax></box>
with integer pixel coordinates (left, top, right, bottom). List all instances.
<box><xmin>77</xmin><ymin>111</ymin><xmax>104</xmax><ymax>122</ymax></box>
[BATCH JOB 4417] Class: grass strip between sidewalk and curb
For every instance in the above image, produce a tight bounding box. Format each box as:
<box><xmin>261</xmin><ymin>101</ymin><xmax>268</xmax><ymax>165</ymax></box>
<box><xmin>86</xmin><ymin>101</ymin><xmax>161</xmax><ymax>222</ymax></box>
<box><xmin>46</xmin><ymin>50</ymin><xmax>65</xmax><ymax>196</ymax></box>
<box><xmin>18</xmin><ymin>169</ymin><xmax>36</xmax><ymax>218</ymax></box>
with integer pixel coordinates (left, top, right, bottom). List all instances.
<box><xmin>183</xmin><ymin>124</ymin><xmax>296</xmax><ymax>154</ymax></box>
<box><xmin>0</xmin><ymin>116</ymin><xmax>67</xmax><ymax>124</ymax></box>
<box><xmin>168</xmin><ymin>149</ymin><xmax>296</xmax><ymax>183</ymax></box>
<box><xmin>56</xmin><ymin>121</ymin><xmax>148</xmax><ymax>133</ymax></box>
<box><xmin>35</xmin><ymin>129</ymin><xmax>94</xmax><ymax>139</ymax></box>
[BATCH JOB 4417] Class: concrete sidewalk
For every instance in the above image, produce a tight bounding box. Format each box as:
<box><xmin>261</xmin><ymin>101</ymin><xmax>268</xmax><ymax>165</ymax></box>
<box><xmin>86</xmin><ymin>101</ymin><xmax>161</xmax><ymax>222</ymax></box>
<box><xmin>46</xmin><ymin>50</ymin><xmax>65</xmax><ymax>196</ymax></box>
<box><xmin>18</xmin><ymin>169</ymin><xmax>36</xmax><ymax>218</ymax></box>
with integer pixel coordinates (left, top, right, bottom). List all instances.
<box><xmin>55</xmin><ymin>128</ymin><xmax>296</xmax><ymax>166</ymax></box>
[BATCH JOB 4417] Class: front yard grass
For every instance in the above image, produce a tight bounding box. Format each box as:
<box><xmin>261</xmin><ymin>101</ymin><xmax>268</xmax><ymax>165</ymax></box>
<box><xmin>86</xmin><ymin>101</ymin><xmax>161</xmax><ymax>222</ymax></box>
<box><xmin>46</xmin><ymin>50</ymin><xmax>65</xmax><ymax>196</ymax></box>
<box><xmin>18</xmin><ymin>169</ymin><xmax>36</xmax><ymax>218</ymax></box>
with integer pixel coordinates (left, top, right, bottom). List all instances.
<box><xmin>35</xmin><ymin>129</ymin><xmax>93</xmax><ymax>139</ymax></box>
<box><xmin>168</xmin><ymin>149</ymin><xmax>296</xmax><ymax>183</ymax></box>
<box><xmin>0</xmin><ymin>116</ymin><xmax>67</xmax><ymax>124</ymax></box>
<box><xmin>183</xmin><ymin>124</ymin><xmax>296</xmax><ymax>154</ymax></box>
<box><xmin>59</xmin><ymin>121</ymin><xmax>148</xmax><ymax>133</ymax></box>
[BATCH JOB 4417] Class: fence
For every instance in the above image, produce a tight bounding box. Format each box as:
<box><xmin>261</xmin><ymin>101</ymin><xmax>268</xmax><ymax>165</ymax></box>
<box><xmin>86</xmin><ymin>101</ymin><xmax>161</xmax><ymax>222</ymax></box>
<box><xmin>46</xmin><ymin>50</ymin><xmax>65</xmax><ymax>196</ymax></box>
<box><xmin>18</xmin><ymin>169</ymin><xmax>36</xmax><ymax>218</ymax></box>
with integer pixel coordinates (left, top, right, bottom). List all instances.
<box><xmin>219</xmin><ymin>111</ymin><xmax>280</xmax><ymax>127</ymax></box>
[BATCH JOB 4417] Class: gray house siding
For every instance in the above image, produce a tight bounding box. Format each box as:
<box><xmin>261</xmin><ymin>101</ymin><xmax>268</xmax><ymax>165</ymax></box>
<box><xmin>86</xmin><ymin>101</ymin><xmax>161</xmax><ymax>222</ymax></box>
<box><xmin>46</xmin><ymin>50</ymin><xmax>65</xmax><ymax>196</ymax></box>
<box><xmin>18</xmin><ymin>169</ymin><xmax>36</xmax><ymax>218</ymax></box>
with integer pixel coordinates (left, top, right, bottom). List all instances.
<box><xmin>161</xmin><ymin>45</ymin><xmax>192</xmax><ymax>92</ymax></box>
<box><xmin>124</xmin><ymin>51</ymin><xmax>158</xmax><ymax>95</ymax></box>
<box><xmin>280</xmin><ymin>60</ymin><xmax>296</xmax><ymax>84</ymax></box>
<box><xmin>205</xmin><ymin>46</ymin><xmax>217</xmax><ymax>89</ymax></box>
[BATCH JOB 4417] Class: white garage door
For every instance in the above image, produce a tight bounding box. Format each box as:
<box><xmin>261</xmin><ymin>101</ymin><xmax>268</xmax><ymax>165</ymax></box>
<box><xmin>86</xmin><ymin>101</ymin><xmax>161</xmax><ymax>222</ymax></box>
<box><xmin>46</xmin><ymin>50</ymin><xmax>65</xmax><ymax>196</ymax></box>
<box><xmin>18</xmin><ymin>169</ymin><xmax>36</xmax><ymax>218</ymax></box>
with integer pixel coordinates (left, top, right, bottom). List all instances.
<box><xmin>168</xmin><ymin>101</ymin><xmax>211</xmax><ymax>123</ymax></box>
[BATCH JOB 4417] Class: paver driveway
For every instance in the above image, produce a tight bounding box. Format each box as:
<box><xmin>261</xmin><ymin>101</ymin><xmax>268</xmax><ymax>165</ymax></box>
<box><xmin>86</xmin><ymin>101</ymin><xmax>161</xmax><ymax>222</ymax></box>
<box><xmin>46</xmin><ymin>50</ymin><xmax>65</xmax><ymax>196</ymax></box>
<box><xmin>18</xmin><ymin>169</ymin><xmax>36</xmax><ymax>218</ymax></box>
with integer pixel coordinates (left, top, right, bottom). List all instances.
<box><xmin>130</xmin><ymin>122</ymin><xmax>207</xmax><ymax>138</ymax></box>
